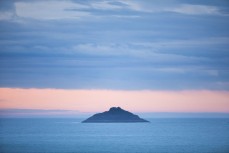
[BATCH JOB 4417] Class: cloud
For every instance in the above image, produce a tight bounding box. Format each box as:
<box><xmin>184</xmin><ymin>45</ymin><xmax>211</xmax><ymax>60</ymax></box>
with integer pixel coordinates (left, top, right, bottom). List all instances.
<box><xmin>71</xmin><ymin>41</ymin><xmax>210</xmax><ymax>64</ymax></box>
<box><xmin>116</xmin><ymin>0</ymin><xmax>146</xmax><ymax>12</ymax></box>
<box><xmin>168</xmin><ymin>4</ymin><xmax>222</xmax><ymax>15</ymax></box>
<box><xmin>72</xmin><ymin>43</ymin><xmax>160</xmax><ymax>56</ymax></box>
<box><xmin>215</xmin><ymin>82</ymin><xmax>229</xmax><ymax>89</ymax></box>
<box><xmin>116</xmin><ymin>1</ymin><xmax>226</xmax><ymax>15</ymax></box>
<box><xmin>73</xmin><ymin>43</ymin><xmax>130</xmax><ymax>56</ymax></box>
<box><xmin>12</xmin><ymin>0</ymin><xmax>143</xmax><ymax>21</ymax></box>
<box><xmin>91</xmin><ymin>1</ymin><xmax>124</xmax><ymax>10</ymax></box>
<box><xmin>132</xmin><ymin>37</ymin><xmax>229</xmax><ymax>52</ymax></box>
<box><xmin>0</xmin><ymin>11</ymin><xmax>15</xmax><ymax>20</ymax></box>
<box><xmin>0</xmin><ymin>0</ymin><xmax>16</xmax><ymax>20</ymax></box>
<box><xmin>205</xmin><ymin>70</ymin><xmax>219</xmax><ymax>77</ymax></box>
<box><xmin>1</xmin><ymin>1</ymin><xmax>228</xmax><ymax>90</ymax></box>
<box><xmin>139</xmin><ymin>67</ymin><xmax>219</xmax><ymax>77</ymax></box>
<box><xmin>14</xmin><ymin>1</ymin><xmax>91</xmax><ymax>20</ymax></box>
<box><xmin>1</xmin><ymin>0</ymin><xmax>226</xmax><ymax>22</ymax></box>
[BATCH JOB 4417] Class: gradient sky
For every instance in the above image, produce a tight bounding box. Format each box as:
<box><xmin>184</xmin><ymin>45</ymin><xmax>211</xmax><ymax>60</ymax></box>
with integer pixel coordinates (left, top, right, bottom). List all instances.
<box><xmin>0</xmin><ymin>0</ymin><xmax>229</xmax><ymax>116</ymax></box>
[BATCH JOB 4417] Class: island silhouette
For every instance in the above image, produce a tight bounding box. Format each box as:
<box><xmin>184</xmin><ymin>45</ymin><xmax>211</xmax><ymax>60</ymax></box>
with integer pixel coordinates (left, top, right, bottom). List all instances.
<box><xmin>82</xmin><ymin>107</ymin><xmax>149</xmax><ymax>123</ymax></box>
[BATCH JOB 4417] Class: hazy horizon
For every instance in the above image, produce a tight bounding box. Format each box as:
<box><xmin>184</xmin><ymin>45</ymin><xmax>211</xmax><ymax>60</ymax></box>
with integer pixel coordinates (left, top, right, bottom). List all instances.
<box><xmin>1</xmin><ymin>108</ymin><xmax>229</xmax><ymax>118</ymax></box>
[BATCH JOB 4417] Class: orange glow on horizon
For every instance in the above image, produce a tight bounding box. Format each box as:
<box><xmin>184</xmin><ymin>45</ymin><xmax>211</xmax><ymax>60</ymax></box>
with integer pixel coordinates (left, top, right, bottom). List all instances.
<box><xmin>0</xmin><ymin>88</ymin><xmax>229</xmax><ymax>113</ymax></box>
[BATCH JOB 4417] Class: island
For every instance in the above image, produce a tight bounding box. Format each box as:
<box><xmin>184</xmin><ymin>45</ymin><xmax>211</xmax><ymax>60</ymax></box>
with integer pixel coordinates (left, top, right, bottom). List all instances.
<box><xmin>82</xmin><ymin>107</ymin><xmax>149</xmax><ymax>123</ymax></box>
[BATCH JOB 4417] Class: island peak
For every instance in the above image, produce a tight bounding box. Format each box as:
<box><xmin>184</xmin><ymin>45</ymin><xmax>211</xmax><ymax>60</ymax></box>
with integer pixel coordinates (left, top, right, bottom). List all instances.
<box><xmin>82</xmin><ymin>107</ymin><xmax>149</xmax><ymax>123</ymax></box>
<box><xmin>109</xmin><ymin>106</ymin><xmax>123</xmax><ymax>111</ymax></box>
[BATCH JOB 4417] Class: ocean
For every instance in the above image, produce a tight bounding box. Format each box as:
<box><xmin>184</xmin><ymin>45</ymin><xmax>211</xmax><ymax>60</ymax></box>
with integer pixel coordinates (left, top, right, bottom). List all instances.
<box><xmin>0</xmin><ymin>118</ymin><xmax>228</xmax><ymax>153</ymax></box>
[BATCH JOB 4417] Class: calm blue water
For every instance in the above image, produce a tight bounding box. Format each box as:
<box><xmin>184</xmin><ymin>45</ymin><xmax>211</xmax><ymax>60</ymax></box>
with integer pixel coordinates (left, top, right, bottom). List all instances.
<box><xmin>0</xmin><ymin>118</ymin><xmax>228</xmax><ymax>153</ymax></box>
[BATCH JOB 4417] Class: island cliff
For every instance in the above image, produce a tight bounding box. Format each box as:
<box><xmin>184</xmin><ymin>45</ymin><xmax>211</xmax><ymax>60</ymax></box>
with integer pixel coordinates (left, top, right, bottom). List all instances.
<box><xmin>82</xmin><ymin>107</ymin><xmax>149</xmax><ymax>123</ymax></box>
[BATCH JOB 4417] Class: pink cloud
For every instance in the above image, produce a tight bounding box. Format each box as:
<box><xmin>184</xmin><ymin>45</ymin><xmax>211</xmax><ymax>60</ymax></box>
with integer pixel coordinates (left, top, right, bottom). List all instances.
<box><xmin>0</xmin><ymin>88</ymin><xmax>228</xmax><ymax>113</ymax></box>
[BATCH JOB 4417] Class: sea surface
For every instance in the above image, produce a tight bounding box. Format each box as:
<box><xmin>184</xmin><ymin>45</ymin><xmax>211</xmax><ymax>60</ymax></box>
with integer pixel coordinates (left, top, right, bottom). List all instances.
<box><xmin>0</xmin><ymin>118</ymin><xmax>228</xmax><ymax>153</ymax></box>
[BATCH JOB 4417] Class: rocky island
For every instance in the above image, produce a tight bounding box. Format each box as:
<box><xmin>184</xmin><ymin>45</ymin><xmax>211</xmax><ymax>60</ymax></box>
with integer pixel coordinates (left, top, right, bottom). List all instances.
<box><xmin>82</xmin><ymin>107</ymin><xmax>149</xmax><ymax>123</ymax></box>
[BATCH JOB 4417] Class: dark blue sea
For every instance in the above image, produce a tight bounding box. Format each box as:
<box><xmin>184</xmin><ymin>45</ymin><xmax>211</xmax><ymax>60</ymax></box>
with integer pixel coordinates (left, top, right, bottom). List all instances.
<box><xmin>0</xmin><ymin>118</ymin><xmax>228</xmax><ymax>153</ymax></box>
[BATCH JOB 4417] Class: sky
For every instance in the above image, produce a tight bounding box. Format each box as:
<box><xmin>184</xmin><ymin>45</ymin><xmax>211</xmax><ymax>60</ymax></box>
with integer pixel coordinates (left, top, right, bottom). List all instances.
<box><xmin>0</xmin><ymin>0</ymin><xmax>229</xmax><ymax>117</ymax></box>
